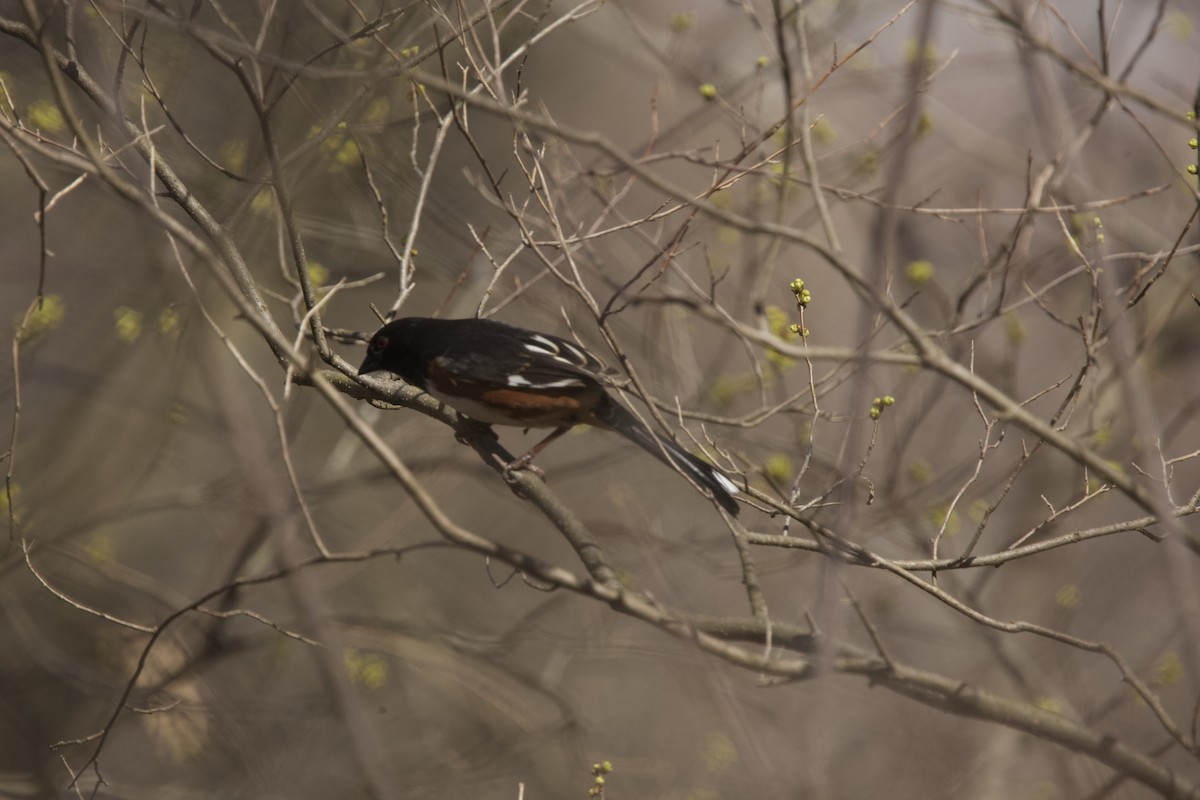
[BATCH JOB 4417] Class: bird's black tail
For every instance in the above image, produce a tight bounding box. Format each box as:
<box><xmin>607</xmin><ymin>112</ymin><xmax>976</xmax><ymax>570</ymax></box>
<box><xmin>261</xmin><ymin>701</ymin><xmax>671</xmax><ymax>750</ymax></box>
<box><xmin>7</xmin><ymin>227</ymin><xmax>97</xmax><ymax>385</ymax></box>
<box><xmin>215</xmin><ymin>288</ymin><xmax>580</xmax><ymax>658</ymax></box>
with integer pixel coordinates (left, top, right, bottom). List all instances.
<box><xmin>592</xmin><ymin>396</ymin><xmax>739</xmax><ymax>516</ymax></box>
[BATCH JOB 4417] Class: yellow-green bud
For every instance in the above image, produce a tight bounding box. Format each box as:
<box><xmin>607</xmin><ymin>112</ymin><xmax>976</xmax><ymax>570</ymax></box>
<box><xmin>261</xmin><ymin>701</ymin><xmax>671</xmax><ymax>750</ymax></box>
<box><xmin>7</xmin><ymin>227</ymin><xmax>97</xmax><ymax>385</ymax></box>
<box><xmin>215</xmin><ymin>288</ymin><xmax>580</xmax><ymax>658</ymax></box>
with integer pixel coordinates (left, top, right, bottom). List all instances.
<box><xmin>906</xmin><ymin>259</ymin><xmax>934</xmax><ymax>285</ymax></box>
<box><xmin>698</xmin><ymin>83</ymin><xmax>717</xmax><ymax>100</ymax></box>
<box><xmin>670</xmin><ymin>12</ymin><xmax>695</xmax><ymax>32</ymax></box>
<box><xmin>765</xmin><ymin>453</ymin><xmax>793</xmax><ymax>482</ymax></box>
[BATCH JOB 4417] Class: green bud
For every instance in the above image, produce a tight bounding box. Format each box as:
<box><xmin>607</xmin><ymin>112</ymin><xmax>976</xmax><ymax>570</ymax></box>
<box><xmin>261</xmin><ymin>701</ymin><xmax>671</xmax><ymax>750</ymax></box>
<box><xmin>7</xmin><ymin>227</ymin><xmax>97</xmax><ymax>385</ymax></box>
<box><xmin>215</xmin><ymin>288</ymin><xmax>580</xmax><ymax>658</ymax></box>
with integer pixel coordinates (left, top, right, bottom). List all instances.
<box><xmin>114</xmin><ymin>306</ymin><xmax>143</xmax><ymax>344</ymax></box>
<box><xmin>765</xmin><ymin>453</ymin><xmax>793</xmax><ymax>482</ymax></box>
<box><xmin>906</xmin><ymin>259</ymin><xmax>934</xmax><ymax>285</ymax></box>
<box><xmin>670</xmin><ymin>12</ymin><xmax>695</xmax><ymax>32</ymax></box>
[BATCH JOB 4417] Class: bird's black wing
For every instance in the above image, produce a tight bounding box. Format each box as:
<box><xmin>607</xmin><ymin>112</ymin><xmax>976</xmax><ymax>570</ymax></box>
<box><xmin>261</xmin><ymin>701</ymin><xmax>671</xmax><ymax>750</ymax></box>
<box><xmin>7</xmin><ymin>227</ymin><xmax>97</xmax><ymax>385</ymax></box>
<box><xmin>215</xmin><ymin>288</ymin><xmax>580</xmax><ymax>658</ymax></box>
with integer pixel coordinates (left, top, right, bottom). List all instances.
<box><xmin>431</xmin><ymin>319</ymin><xmax>608</xmax><ymax>391</ymax></box>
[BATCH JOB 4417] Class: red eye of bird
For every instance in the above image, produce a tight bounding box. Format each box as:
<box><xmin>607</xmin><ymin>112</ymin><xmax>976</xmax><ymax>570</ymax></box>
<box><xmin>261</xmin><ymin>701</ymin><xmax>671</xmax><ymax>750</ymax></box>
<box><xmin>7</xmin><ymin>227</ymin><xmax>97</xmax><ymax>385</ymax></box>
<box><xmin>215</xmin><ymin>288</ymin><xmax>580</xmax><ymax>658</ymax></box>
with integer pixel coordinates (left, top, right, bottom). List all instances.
<box><xmin>371</xmin><ymin>336</ymin><xmax>388</xmax><ymax>353</ymax></box>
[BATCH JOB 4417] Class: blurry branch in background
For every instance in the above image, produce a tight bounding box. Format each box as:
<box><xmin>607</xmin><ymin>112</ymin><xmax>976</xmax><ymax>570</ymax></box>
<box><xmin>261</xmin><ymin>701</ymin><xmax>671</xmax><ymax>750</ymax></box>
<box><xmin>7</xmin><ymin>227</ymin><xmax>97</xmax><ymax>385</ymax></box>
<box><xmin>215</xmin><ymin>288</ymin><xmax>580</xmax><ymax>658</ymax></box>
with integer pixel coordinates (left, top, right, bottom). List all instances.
<box><xmin>1</xmin><ymin>0</ymin><xmax>1199</xmax><ymax>796</ymax></box>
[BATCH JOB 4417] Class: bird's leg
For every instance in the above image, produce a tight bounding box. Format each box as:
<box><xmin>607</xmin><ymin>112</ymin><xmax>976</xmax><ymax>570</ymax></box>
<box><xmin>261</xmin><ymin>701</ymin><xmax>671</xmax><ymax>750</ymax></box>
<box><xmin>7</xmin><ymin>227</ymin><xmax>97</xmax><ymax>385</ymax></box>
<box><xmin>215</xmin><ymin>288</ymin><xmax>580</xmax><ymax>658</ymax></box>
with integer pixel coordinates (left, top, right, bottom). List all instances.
<box><xmin>454</xmin><ymin>417</ymin><xmax>498</xmax><ymax>446</ymax></box>
<box><xmin>451</xmin><ymin>418</ymin><xmax>541</xmax><ymax>484</ymax></box>
<box><xmin>503</xmin><ymin>425</ymin><xmax>571</xmax><ymax>481</ymax></box>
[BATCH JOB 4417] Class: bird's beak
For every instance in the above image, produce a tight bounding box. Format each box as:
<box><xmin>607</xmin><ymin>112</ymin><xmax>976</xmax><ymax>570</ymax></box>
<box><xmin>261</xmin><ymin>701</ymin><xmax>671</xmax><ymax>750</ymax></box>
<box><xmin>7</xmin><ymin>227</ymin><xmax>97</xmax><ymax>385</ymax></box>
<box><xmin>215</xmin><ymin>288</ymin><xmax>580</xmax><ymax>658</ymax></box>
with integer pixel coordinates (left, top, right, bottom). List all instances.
<box><xmin>358</xmin><ymin>352</ymin><xmax>382</xmax><ymax>376</ymax></box>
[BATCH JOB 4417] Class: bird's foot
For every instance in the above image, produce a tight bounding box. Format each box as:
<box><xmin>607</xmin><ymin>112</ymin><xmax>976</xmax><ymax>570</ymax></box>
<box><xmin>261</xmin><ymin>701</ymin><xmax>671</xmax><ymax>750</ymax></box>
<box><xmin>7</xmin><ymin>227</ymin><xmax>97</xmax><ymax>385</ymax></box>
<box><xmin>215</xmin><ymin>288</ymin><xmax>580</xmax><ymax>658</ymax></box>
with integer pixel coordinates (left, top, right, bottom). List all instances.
<box><xmin>503</xmin><ymin>453</ymin><xmax>545</xmax><ymax>482</ymax></box>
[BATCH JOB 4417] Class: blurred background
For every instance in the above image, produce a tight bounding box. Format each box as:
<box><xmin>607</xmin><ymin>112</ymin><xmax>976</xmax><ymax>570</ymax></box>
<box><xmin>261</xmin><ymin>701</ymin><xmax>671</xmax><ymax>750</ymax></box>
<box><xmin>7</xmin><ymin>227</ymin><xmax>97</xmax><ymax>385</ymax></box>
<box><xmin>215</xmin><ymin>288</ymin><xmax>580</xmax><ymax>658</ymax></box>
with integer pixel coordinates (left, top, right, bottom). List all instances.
<box><xmin>1</xmin><ymin>0</ymin><xmax>1199</xmax><ymax>797</ymax></box>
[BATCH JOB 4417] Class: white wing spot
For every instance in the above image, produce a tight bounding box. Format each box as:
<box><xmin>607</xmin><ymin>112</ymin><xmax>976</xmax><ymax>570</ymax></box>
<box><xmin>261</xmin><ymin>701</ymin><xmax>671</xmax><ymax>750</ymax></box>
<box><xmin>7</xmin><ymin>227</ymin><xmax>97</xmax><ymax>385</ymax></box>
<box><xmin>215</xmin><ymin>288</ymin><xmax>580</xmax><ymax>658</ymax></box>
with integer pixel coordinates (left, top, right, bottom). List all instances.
<box><xmin>561</xmin><ymin>342</ymin><xmax>589</xmax><ymax>365</ymax></box>
<box><xmin>713</xmin><ymin>472</ymin><xmax>740</xmax><ymax>496</ymax></box>
<box><xmin>528</xmin><ymin>335</ymin><xmax>560</xmax><ymax>353</ymax></box>
<box><xmin>507</xmin><ymin>373</ymin><xmax>583</xmax><ymax>389</ymax></box>
<box><xmin>524</xmin><ymin>341</ymin><xmax>556</xmax><ymax>356</ymax></box>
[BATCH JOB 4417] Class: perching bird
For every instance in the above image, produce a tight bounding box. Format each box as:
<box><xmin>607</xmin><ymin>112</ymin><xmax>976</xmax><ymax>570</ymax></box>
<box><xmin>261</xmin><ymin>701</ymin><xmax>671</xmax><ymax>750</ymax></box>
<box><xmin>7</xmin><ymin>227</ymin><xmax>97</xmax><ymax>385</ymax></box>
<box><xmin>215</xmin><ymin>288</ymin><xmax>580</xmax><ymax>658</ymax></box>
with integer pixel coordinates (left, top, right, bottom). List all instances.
<box><xmin>358</xmin><ymin>317</ymin><xmax>739</xmax><ymax>515</ymax></box>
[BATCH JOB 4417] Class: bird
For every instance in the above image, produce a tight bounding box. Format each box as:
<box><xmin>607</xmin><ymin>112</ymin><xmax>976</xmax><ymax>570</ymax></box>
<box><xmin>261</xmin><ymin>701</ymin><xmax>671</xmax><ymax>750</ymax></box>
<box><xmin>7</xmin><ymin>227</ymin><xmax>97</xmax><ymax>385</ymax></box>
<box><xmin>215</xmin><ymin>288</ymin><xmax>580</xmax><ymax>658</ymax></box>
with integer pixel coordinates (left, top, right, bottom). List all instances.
<box><xmin>357</xmin><ymin>317</ymin><xmax>740</xmax><ymax>515</ymax></box>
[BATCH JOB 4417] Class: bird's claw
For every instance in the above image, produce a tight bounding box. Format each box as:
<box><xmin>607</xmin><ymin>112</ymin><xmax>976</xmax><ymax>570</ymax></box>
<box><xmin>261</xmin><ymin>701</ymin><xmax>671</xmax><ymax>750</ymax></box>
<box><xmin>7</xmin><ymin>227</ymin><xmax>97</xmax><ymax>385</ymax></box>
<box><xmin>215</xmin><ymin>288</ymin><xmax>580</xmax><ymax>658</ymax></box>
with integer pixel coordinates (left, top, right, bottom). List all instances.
<box><xmin>503</xmin><ymin>456</ymin><xmax>545</xmax><ymax>483</ymax></box>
